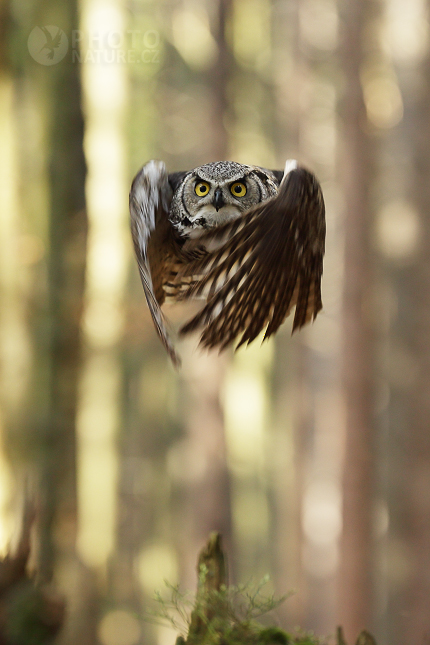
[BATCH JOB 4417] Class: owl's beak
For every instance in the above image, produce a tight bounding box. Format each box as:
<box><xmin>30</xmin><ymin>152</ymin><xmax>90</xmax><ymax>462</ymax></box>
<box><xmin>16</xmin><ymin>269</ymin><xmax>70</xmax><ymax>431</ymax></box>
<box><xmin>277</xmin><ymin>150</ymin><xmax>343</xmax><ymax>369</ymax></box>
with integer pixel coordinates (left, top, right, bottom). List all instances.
<box><xmin>213</xmin><ymin>187</ymin><xmax>225</xmax><ymax>211</ymax></box>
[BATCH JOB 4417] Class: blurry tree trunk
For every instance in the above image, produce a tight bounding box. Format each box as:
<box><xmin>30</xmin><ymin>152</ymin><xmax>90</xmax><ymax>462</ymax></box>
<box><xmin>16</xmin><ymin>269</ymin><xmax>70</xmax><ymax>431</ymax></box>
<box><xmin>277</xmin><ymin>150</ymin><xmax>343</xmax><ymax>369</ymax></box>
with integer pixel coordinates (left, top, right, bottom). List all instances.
<box><xmin>32</xmin><ymin>2</ymin><xmax>95</xmax><ymax>643</ymax></box>
<box><xmin>178</xmin><ymin>352</ymin><xmax>233</xmax><ymax>590</ymax></box>
<box><xmin>210</xmin><ymin>0</ymin><xmax>231</xmax><ymax>161</ymax></box>
<box><xmin>338</xmin><ymin>0</ymin><xmax>380</xmax><ymax>639</ymax></box>
<box><xmin>38</xmin><ymin>2</ymin><xmax>87</xmax><ymax>580</ymax></box>
<box><xmin>389</xmin><ymin>26</ymin><xmax>430</xmax><ymax>643</ymax></box>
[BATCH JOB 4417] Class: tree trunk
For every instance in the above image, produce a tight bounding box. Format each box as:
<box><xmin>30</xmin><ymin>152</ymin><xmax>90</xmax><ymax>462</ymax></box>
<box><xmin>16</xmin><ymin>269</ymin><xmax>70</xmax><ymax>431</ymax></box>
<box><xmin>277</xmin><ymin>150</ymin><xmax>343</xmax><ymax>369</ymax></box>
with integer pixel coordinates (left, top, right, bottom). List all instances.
<box><xmin>31</xmin><ymin>2</ymin><xmax>94</xmax><ymax>643</ymax></box>
<box><xmin>388</xmin><ymin>18</ymin><xmax>430</xmax><ymax>642</ymax></box>
<box><xmin>38</xmin><ymin>3</ymin><xmax>87</xmax><ymax>583</ymax></box>
<box><xmin>338</xmin><ymin>0</ymin><xmax>380</xmax><ymax>638</ymax></box>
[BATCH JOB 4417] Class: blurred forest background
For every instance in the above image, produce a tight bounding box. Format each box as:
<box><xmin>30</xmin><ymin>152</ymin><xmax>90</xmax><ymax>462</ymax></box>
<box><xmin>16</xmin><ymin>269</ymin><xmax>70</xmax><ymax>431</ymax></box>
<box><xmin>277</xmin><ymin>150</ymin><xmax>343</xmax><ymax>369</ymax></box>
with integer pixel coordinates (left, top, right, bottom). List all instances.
<box><xmin>1</xmin><ymin>0</ymin><xmax>430</xmax><ymax>643</ymax></box>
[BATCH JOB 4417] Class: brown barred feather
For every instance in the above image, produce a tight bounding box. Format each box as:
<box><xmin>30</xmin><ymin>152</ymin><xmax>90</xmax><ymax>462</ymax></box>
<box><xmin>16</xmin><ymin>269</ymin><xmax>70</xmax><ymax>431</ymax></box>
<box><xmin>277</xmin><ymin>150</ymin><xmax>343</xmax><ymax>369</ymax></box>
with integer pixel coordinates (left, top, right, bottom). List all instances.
<box><xmin>177</xmin><ymin>167</ymin><xmax>325</xmax><ymax>351</ymax></box>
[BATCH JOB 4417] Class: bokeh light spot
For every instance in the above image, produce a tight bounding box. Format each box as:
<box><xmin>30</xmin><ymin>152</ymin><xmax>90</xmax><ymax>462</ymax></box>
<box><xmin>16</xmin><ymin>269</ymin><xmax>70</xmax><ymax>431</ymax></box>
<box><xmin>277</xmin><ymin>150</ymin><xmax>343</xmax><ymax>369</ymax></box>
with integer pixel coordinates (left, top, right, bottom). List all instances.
<box><xmin>376</xmin><ymin>200</ymin><xmax>421</xmax><ymax>260</ymax></box>
<box><xmin>137</xmin><ymin>544</ymin><xmax>178</xmax><ymax>594</ymax></box>
<box><xmin>363</xmin><ymin>76</ymin><xmax>403</xmax><ymax>129</ymax></box>
<box><xmin>98</xmin><ymin>610</ymin><xmax>141</xmax><ymax>645</ymax></box>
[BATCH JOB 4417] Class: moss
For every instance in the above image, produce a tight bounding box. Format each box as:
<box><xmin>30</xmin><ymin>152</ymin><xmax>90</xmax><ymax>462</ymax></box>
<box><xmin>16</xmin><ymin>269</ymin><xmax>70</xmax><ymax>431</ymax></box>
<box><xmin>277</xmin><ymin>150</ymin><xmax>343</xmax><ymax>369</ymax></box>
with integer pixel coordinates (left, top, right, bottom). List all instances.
<box><xmin>151</xmin><ymin>579</ymin><xmax>325</xmax><ymax>645</ymax></box>
<box><xmin>149</xmin><ymin>535</ymin><xmax>376</xmax><ymax>645</ymax></box>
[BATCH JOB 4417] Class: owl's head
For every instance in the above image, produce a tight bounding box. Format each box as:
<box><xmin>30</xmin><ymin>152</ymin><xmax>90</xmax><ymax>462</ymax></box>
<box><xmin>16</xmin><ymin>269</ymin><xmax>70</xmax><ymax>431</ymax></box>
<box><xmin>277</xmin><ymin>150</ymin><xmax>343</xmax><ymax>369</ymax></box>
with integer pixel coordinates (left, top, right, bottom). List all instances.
<box><xmin>169</xmin><ymin>161</ymin><xmax>279</xmax><ymax>236</ymax></box>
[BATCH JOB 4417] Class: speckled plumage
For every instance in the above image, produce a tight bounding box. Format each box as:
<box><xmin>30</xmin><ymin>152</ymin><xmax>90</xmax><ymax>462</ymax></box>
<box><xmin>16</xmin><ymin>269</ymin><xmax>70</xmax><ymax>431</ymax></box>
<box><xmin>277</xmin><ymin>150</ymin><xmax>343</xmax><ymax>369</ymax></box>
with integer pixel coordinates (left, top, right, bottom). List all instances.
<box><xmin>129</xmin><ymin>160</ymin><xmax>325</xmax><ymax>366</ymax></box>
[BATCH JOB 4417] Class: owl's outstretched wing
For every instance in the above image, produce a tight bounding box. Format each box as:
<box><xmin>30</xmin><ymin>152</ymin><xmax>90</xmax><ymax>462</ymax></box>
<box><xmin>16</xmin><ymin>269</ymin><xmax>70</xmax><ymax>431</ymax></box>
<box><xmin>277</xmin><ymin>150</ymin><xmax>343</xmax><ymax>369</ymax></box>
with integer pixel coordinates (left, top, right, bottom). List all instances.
<box><xmin>130</xmin><ymin>161</ymin><xmax>184</xmax><ymax>366</ymax></box>
<box><xmin>177</xmin><ymin>164</ymin><xmax>325</xmax><ymax>350</ymax></box>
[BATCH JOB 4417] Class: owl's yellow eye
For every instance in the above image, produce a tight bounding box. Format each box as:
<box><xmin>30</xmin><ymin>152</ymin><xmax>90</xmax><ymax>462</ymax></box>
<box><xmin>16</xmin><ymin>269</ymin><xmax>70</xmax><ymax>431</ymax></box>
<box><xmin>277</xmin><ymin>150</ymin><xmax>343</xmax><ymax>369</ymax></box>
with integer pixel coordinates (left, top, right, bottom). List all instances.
<box><xmin>230</xmin><ymin>182</ymin><xmax>247</xmax><ymax>197</ymax></box>
<box><xmin>195</xmin><ymin>181</ymin><xmax>210</xmax><ymax>197</ymax></box>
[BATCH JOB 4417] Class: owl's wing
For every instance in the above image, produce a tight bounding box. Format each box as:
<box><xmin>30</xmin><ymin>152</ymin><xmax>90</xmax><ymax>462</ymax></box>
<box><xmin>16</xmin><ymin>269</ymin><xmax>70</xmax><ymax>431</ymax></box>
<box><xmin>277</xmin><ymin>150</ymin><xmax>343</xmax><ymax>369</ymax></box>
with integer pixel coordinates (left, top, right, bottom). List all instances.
<box><xmin>177</xmin><ymin>162</ymin><xmax>326</xmax><ymax>351</ymax></box>
<box><xmin>129</xmin><ymin>160</ymin><xmax>186</xmax><ymax>366</ymax></box>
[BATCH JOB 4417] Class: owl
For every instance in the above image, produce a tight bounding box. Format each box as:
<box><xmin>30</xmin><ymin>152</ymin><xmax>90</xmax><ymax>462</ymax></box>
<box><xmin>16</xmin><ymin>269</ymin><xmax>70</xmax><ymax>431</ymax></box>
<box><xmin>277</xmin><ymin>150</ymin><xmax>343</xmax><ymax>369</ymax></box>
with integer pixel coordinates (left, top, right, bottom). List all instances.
<box><xmin>129</xmin><ymin>159</ymin><xmax>325</xmax><ymax>366</ymax></box>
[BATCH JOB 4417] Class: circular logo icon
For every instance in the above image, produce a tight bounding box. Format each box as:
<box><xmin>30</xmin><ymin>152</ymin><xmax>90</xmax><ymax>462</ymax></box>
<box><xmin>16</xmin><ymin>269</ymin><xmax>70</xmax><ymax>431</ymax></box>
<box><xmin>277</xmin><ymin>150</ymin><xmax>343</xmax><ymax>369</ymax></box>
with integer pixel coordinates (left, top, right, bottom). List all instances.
<box><xmin>28</xmin><ymin>26</ymin><xmax>68</xmax><ymax>66</ymax></box>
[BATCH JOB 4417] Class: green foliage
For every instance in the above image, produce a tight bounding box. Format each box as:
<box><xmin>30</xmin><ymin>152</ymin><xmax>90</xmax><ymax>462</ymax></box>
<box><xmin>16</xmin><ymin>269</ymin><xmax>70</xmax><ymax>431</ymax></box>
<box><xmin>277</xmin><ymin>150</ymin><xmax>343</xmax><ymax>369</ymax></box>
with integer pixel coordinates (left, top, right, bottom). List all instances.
<box><xmin>147</xmin><ymin>577</ymin><xmax>327</xmax><ymax>645</ymax></box>
<box><xmin>149</xmin><ymin>582</ymin><xmax>195</xmax><ymax>636</ymax></box>
<box><xmin>4</xmin><ymin>582</ymin><xmax>58</xmax><ymax>645</ymax></box>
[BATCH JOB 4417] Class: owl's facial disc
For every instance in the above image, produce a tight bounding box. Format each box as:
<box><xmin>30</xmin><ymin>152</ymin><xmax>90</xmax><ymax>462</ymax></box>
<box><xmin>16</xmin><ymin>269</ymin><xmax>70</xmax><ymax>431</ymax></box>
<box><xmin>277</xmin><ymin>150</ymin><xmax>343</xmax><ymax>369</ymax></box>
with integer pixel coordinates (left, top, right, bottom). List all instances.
<box><xmin>170</xmin><ymin>167</ymin><xmax>262</xmax><ymax>237</ymax></box>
